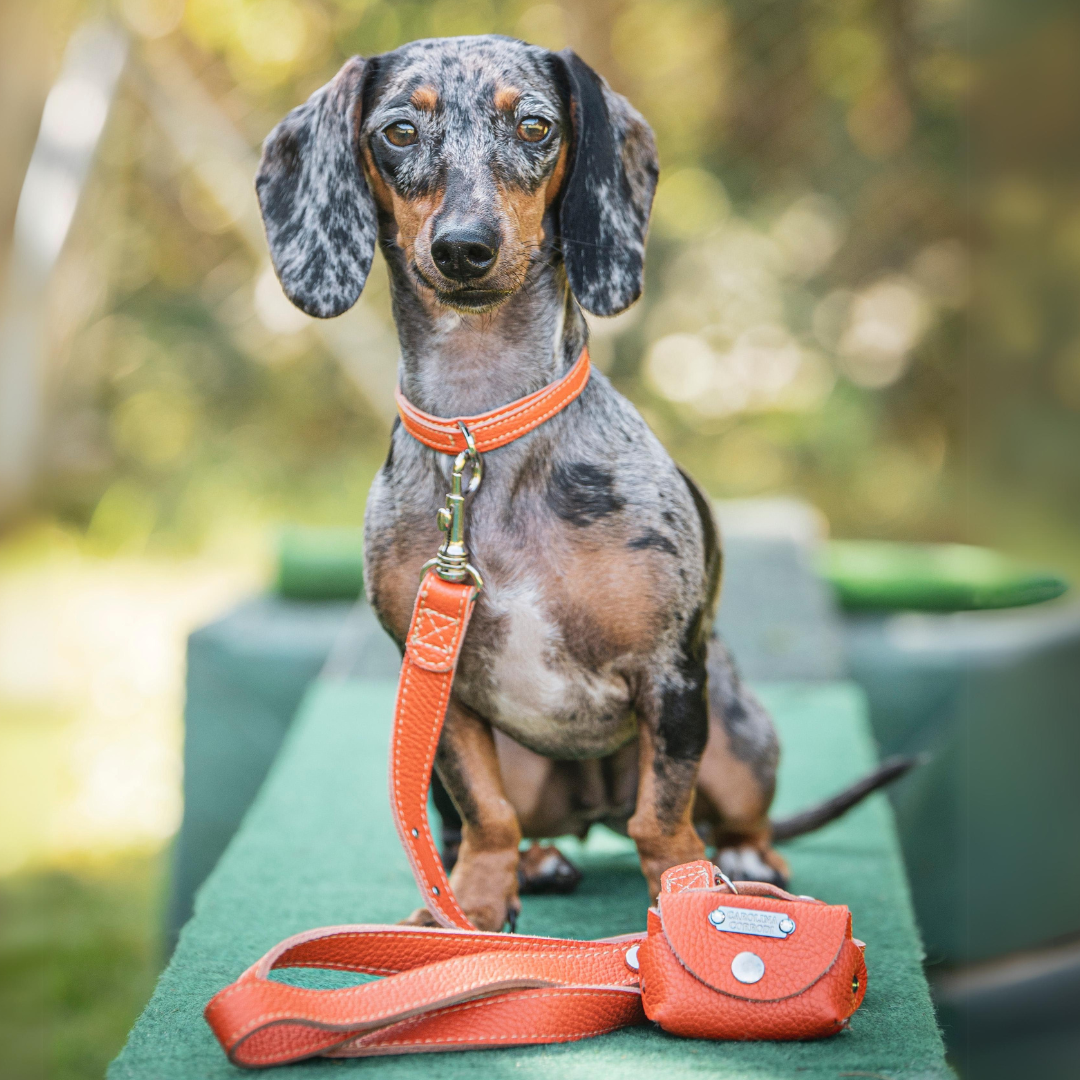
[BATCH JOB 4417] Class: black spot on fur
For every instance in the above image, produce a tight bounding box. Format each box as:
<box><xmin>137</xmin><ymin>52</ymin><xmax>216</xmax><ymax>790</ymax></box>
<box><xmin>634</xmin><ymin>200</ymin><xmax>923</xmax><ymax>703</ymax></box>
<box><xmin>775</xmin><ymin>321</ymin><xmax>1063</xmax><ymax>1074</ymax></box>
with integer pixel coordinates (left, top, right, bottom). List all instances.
<box><xmin>628</xmin><ymin>529</ymin><xmax>678</xmax><ymax>556</ymax></box>
<box><xmin>656</xmin><ymin>678</ymin><xmax>709</xmax><ymax>762</ymax></box>
<box><xmin>547</xmin><ymin>462</ymin><xmax>624</xmax><ymax>525</ymax></box>
<box><xmin>655</xmin><ymin>606</ymin><xmax>710</xmax><ymax>763</ymax></box>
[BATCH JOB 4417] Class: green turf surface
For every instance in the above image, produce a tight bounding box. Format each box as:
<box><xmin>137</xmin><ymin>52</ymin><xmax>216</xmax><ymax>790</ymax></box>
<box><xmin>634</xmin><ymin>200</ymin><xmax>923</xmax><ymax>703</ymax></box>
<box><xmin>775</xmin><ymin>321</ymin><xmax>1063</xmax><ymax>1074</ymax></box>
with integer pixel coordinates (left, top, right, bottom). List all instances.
<box><xmin>110</xmin><ymin>679</ymin><xmax>948</xmax><ymax>1078</ymax></box>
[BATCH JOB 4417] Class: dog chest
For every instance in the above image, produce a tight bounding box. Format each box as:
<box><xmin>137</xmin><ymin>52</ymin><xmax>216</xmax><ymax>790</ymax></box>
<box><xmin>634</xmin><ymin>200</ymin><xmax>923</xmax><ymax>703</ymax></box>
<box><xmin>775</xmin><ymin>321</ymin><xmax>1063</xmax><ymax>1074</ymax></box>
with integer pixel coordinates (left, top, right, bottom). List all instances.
<box><xmin>455</xmin><ymin>575</ymin><xmax>638</xmax><ymax>760</ymax></box>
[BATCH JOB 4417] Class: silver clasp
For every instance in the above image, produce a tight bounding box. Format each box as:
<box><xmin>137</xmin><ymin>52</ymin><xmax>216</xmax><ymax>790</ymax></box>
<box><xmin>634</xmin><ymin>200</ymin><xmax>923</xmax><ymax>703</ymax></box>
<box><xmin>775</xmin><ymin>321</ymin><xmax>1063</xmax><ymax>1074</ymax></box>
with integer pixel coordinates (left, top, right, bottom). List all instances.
<box><xmin>421</xmin><ymin>422</ymin><xmax>484</xmax><ymax>590</ymax></box>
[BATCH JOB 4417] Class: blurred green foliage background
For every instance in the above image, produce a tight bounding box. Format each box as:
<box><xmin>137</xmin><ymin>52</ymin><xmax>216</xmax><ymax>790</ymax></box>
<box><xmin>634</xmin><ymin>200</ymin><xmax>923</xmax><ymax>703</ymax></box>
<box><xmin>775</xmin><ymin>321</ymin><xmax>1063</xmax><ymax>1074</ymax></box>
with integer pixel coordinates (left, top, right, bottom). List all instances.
<box><xmin>2</xmin><ymin>0</ymin><xmax>1079</xmax><ymax>568</ymax></box>
<box><xmin>1</xmin><ymin>0</ymin><xmax>1078</xmax><ymax>1075</ymax></box>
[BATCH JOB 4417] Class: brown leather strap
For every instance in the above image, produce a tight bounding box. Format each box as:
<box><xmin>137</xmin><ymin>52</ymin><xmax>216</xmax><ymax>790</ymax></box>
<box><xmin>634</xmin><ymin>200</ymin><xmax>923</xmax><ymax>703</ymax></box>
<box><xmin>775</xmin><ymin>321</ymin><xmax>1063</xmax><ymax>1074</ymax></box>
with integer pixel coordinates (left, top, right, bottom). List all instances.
<box><xmin>395</xmin><ymin>347</ymin><xmax>590</xmax><ymax>454</ymax></box>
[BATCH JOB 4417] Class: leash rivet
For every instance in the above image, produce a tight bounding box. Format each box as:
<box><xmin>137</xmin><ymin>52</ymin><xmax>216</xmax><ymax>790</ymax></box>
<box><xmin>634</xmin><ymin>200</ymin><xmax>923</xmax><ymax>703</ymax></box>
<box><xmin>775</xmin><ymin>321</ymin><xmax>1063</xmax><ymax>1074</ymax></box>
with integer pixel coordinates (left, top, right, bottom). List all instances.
<box><xmin>411</xmin><ymin>828</ymin><xmax>419</xmax><ymax>837</ymax></box>
<box><xmin>731</xmin><ymin>951</ymin><xmax>765</xmax><ymax>984</ymax></box>
<box><xmin>432</xmin><ymin>886</ymin><xmax>440</xmax><ymax>896</ymax></box>
<box><xmin>624</xmin><ymin>944</ymin><xmax>640</xmax><ymax>972</ymax></box>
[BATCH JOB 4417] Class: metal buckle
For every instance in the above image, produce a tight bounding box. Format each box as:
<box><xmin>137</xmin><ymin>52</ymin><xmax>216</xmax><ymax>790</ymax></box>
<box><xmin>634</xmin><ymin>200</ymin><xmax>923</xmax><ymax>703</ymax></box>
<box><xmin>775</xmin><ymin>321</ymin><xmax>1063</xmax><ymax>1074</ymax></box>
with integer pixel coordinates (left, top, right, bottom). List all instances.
<box><xmin>421</xmin><ymin>421</ymin><xmax>484</xmax><ymax>590</ymax></box>
<box><xmin>716</xmin><ymin>867</ymin><xmax>739</xmax><ymax>894</ymax></box>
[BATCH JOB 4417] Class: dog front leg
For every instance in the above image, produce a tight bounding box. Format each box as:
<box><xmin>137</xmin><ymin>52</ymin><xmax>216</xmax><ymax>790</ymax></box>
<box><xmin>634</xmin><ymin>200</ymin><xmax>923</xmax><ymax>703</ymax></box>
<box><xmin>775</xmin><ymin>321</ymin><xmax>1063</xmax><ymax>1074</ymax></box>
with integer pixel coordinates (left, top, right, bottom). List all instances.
<box><xmin>404</xmin><ymin>696</ymin><xmax>522</xmax><ymax>931</ymax></box>
<box><xmin>628</xmin><ymin>679</ymin><xmax>708</xmax><ymax>900</ymax></box>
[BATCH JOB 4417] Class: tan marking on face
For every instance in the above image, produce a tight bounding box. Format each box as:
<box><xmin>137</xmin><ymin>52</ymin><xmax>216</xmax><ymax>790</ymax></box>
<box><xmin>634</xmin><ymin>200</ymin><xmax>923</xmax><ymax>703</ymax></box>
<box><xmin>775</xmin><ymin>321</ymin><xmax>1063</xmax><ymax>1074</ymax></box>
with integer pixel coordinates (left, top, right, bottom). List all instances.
<box><xmin>361</xmin><ymin>144</ymin><xmax>394</xmax><ymax>213</ymax></box>
<box><xmin>387</xmin><ymin>188</ymin><xmax>445</xmax><ymax>268</ymax></box>
<box><xmin>480</xmin><ymin>143</ymin><xmax>569</xmax><ymax>297</ymax></box>
<box><xmin>545</xmin><ymin>141</ymin><xmax>569</xmax><ymax>207</ymax></box>
<box><xmin>363</xmin><ymin>141</ymin><xmax>446</xmax><ymax>270</ymax></box>
<box><xmin>493</xmin><ymin>85</ymin><xmax>521</xmax><ymax>111</ymax></box>
<box><xmin>410</xmin><ymin>84</ymin><xmax>438</xmax><ymax>110</ymax></box>
<box><xmin>485</xmin><ymin>145</ymin><xmax>568</xmax><ymax>297</ymax></box>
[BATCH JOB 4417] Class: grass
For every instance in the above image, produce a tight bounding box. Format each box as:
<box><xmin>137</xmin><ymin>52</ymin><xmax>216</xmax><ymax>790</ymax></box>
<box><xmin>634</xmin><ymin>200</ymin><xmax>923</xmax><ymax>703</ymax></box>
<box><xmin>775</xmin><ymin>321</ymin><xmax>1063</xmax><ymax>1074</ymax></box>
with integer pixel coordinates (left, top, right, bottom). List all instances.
<box><xmin>0</xmin><ymin>850</ymin><xmax>166</xmax><ymax>1080</ymax></box>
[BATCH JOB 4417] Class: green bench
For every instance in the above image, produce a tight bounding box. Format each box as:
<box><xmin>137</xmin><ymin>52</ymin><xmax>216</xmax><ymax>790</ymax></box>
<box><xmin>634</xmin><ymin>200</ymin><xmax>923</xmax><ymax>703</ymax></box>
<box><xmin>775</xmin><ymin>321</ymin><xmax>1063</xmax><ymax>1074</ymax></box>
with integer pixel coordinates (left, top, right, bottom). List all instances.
<box><xmin>111</xmin><ymin>677</ymin><xmax>947</xmax><ymax>1078</ymax></box>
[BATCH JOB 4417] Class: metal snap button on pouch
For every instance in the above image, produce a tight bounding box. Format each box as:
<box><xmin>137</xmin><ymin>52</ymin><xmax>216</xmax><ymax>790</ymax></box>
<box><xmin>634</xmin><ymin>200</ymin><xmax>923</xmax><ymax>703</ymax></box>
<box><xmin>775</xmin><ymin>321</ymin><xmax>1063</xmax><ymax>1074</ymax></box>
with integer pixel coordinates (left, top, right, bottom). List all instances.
<box><xmin>731</xmin><ymin>951</ymin><xmax>766</xmax><ymax>984</ymax></box>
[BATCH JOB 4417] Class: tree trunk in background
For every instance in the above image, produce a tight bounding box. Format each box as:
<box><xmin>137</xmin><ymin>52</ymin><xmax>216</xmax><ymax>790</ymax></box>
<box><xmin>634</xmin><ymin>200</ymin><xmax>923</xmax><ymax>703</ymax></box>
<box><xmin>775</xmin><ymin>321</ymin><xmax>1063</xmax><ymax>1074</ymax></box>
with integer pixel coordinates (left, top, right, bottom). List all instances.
<box><xmin>0</xmin><ymin>5</ymin><xmax>55</xmax><ymax>524</ymax></box>
<box><xmin>0</xmin><ymin>14</ymin><xmax>127</xmax><ymax>525</ymax></box>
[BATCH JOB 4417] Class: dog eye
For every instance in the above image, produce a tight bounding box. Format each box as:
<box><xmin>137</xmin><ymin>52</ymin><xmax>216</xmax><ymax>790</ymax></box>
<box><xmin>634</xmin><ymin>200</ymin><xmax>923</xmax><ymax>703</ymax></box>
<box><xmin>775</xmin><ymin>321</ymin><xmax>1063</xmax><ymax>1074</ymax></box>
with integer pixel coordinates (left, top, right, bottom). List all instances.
<box><xmin>384</xmin><ymin>122</ymin><xmax>418</xmax><ymax>147</ymax></box>
<box><xmin>516</xmin><ymin>117</ymin><xmax>551</xmax><ymax>143</ymax></box>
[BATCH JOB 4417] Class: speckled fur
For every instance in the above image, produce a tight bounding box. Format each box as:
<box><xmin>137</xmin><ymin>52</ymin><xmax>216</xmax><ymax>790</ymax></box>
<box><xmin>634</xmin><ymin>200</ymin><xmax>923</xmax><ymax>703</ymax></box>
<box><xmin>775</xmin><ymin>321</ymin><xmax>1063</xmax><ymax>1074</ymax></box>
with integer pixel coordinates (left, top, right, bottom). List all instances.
<box><xmin>257</xmin><ymin>36</ymin><xmax>785</xmax><ymax>926</ymax></box>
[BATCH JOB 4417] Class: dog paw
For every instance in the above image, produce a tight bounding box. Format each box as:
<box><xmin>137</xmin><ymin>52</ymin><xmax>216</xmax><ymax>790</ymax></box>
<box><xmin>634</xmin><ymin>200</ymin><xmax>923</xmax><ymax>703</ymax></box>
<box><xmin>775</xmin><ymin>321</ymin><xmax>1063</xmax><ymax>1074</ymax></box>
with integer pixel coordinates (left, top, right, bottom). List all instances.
<box><xmin>518</xmin><ymin>842</ymin><xmax>582</xmax><ymax>895</ymax></box>
<box><xmin>717</xmin><ymin>845</ymin><xmax>789</xmax><ymax>888</ymax></box>
<box><xmin>396</xmin><ymin>902</ymin><xmax>519</xmax><ymax>932</ymax></box>
<box><xmin>398</xmin><ymin>907</ymin><xmax>440</xmax><ymax>927</ymax></box>
<box><xmin>456</xmin><ymin>899</ymin><xmax>519</xmax><ymax>932</ymax></box>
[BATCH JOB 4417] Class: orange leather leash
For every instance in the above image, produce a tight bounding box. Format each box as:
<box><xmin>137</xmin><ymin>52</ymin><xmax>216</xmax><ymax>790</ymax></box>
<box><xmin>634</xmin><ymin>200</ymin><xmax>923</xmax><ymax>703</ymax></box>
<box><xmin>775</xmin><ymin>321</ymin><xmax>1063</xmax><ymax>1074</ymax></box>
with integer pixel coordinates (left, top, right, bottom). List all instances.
<box><xmin>388</xmin><ymin>348</ymin><xmax>591</xmax><ymax>927</ymax></box>
<box><xmin>207</xmin><ymin>350</ymin><xmax>643</xmax><ymax>1064</ymax></box>
<box><xmin>203</xmin><ymin>923</ymin><xmax>644</xmax><ymax>1065</ymax></box>
<box><xmin>205</xmin><ymin>356</ymin><xmax>868</xmax><ymax>1064</ymax></box>
<box><xmin>205</xmin><ymin>561</ymin><xmax>651</xmax><ymax>1066</ymax></box>
<box><xmin>389</xmin><ymin>570</ymin><xmax>477</xmax><ymax>930</ymax></box>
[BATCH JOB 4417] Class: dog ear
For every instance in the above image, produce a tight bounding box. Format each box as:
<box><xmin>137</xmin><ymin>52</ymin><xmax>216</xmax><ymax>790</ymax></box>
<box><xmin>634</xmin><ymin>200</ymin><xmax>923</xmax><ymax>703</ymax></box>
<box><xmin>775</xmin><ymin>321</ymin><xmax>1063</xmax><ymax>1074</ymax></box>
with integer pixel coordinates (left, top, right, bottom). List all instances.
<box><xmin>551</xmin><ymin>50</ymin><xmax>659</xmax><ymax>317</ymax></box>
<box><xmin>255</xmin><ymin>56</ymin><xmax>377</xmax><ymax>319</ymax></box>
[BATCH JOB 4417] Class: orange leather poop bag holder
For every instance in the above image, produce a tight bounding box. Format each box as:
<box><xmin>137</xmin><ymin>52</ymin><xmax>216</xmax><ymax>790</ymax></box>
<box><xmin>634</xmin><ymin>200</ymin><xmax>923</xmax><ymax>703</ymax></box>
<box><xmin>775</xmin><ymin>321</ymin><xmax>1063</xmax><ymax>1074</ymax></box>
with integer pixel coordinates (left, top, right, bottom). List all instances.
<box><xmin>204</xmin><ymin>353</ymin><xmax>868</xmax><ymax>1066</ymax></box>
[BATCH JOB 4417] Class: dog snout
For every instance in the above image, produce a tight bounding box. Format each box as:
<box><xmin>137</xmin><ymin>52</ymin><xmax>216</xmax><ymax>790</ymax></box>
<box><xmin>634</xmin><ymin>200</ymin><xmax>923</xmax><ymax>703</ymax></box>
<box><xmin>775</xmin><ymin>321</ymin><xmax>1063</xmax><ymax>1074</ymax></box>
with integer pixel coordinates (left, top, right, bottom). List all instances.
<box><xmin>430</xmin><ymin>224</ymin><xmax>500</xmax><ymax>281</ymax></box>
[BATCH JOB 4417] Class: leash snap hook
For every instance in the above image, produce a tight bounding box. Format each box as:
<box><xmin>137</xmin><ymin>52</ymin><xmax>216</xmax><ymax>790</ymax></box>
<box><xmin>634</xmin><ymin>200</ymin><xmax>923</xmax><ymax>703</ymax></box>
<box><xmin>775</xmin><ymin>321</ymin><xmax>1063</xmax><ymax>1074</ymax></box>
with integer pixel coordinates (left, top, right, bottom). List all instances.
<box><xmin>423</xmin><ymin>422</ymin><xmax>484</xmax><ymax>590</ymax></box>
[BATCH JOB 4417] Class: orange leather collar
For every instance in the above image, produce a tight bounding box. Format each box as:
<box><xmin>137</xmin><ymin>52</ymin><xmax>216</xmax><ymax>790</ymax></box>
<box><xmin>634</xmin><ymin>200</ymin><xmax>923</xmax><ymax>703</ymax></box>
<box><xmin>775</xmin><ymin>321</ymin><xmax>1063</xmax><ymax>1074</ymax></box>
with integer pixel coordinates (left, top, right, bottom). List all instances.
<box><xmin>395</xmin><ymin>347</ymin><xmax>591</xmax><ymax>454</ymax></box>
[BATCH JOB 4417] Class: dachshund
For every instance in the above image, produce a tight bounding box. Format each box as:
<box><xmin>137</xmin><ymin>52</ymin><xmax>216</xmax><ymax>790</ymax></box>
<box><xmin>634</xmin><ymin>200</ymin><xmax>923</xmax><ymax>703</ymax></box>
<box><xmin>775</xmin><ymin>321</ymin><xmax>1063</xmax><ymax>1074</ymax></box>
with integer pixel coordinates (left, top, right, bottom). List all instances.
<box><xmin>255</xmin><ymin>35</ymin><xmax>910</xmax><ymax>932</ymax></box>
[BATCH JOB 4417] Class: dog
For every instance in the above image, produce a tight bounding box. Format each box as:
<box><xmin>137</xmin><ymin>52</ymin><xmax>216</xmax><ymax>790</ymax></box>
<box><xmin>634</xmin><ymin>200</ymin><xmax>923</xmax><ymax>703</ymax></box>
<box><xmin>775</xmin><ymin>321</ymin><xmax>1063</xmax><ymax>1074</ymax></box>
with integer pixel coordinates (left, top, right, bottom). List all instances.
<box><xmin>255</xmin><ymin>35</ymin><xmax>910</xmax><ymax>932</ymax></box>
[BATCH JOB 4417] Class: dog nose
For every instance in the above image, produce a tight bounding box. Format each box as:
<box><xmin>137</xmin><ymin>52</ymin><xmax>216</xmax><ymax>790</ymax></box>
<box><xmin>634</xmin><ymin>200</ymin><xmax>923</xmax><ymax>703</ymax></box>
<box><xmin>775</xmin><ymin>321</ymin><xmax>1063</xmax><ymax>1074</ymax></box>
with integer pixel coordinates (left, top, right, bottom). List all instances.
<box><xmin>430</xmin><ymin>225</ymin><xmax>499</xmax><ymax>281</ymax></box>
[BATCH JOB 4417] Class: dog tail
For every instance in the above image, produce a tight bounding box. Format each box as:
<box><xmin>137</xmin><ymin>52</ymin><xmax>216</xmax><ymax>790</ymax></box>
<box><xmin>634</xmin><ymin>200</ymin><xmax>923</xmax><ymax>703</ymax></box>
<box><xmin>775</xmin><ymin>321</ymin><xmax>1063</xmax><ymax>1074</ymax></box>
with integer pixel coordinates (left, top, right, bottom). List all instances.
<box><xmin>769</xmin><ymin>755</ymin><xmax>923</xmax><ymax>842</ymax></box>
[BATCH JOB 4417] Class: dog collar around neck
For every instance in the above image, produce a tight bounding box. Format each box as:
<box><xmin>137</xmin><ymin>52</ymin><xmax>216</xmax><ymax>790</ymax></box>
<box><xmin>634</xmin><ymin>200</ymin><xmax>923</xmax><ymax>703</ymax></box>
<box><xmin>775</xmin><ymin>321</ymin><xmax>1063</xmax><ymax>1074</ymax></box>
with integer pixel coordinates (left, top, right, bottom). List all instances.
<box><xmin>394</xmin><ymin>347</ymin><xmax>591</xmax><ymax>454</ymax></box>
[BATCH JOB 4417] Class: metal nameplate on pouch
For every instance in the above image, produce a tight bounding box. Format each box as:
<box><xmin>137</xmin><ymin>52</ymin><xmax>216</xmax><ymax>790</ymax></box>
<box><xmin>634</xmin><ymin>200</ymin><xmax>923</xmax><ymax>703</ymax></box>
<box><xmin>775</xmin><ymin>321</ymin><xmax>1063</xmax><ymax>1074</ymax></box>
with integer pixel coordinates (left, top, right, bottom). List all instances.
<box><xmin>707</xmin><ymin>906</ymin><xmax>796</xmax><ymax>939</ymax></box>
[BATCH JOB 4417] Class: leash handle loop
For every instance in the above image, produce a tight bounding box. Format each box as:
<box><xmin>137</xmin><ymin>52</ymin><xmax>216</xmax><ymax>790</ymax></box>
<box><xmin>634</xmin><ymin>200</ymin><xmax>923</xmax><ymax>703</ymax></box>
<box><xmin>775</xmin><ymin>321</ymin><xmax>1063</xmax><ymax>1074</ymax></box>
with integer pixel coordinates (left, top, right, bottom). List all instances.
<box><xmin>205</xmin><ymin>921</ymin><xmax>643</xmax><ymax>1066</ymax></box>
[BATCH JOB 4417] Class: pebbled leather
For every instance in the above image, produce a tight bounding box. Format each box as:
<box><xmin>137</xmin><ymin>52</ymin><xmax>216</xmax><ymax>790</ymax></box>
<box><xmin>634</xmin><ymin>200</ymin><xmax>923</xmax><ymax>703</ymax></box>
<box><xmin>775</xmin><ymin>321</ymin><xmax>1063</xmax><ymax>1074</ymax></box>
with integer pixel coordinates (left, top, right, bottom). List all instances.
<box><xmin>205</xmin><ymin>923</ymin><xmax>645</xmax><ymax>1066</ymax></box>
<box><xmin>657</xmin><ymin>890</ymin><xmax>849</xmax><ymax>1002</ymax></box>
<box><xmin>640</xmin><ymin>881</ymin><xmax>867</xmax><ymax>1040</ymax></box>
<box><xmin>395</xmin><ymin>347</ymin><xmax>591</xmax><ymax>454</ymax></box>
<box><xmin>390</xmin><ymin>570</ymin><xmax>478</xmax><ymax>930</ymax></box>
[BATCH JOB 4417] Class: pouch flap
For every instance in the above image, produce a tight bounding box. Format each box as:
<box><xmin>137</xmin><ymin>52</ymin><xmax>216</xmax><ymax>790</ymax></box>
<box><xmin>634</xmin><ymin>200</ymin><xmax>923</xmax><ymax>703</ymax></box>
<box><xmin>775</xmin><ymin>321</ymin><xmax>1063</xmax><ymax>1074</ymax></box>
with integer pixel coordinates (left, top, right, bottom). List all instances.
<box><xmin>658</xmin><ymin>890</ymin><xmax>850</xmax><ymax>1002</ymax></box>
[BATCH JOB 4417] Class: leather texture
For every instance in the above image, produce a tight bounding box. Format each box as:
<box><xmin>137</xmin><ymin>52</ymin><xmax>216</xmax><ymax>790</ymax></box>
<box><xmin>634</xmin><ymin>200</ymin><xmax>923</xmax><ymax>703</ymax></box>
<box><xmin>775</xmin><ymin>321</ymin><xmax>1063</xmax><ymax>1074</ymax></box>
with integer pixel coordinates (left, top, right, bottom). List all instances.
<box><xmin>205</xmin><ymin>923</ymin><xmax>644</xmax><ymax>1066</ymax></box>
<box><xmin>641</xmin><ymin>862</ymin><xmax>867</xmax><ymax>1040</ymax></box>
<box><xmin>390</xmin><ymin>570</ymin><xmax>478</xmax><ymax>930</ymax></box>
<box><xmin>395</xmin><ymin>347</ymin><xmax>591</xmax><ymax>453</ymax></box>
<box><xmin>203</xmin><ymin>436</ymin><xmax>870</xmax><ymax>1065</ymax></box>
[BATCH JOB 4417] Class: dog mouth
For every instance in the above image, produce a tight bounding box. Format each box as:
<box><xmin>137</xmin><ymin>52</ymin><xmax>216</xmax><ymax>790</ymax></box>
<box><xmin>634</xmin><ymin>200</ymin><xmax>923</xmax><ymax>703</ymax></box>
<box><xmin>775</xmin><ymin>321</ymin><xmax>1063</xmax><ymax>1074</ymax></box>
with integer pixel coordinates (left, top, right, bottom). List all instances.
<box><xmin>411</xmin><ymin>263</ymin><xmax>513</xmax><ymax>312</ymax></box>
<box><xmin>438</xmin><ymin>287</ymin><xmax>512</xmax><ymax>312</ymax></box>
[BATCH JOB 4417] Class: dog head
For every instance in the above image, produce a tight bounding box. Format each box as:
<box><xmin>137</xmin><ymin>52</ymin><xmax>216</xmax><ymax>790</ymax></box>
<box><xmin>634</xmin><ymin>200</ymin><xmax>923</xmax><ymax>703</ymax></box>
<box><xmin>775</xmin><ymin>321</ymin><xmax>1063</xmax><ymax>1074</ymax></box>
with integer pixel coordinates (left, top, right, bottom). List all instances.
<box><xmin>255</xmin><ymin>36</ymin><xmax>658</xmax><ymax>319</ymax></box>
